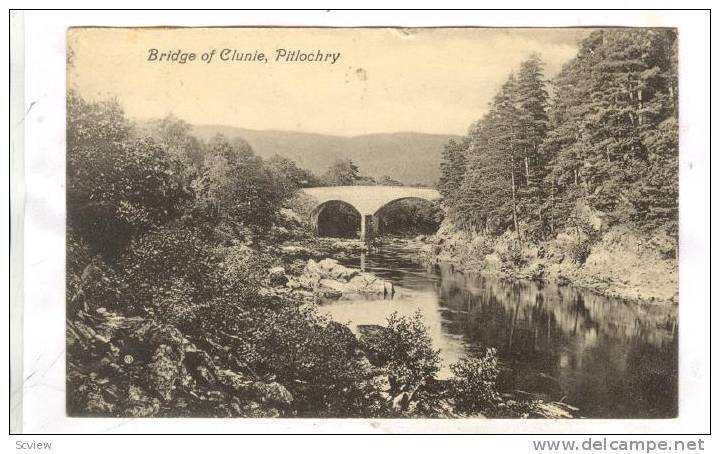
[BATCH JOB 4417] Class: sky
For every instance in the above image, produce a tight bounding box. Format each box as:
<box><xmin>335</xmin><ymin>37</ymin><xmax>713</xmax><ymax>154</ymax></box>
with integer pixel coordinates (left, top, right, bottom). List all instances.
<box><xmin>68</xmin><ymin>27</ymin><xmax>589</xmax><ymax>136</ymax></box>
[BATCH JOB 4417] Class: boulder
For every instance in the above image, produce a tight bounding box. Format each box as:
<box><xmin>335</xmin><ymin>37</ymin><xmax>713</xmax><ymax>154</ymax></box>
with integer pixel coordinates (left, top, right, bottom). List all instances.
<box><xmin>348</xmin><ymin>274</ymin><xmax>392</xmax><ymax>295</ymax></box>
<box><xmin>318</xmin><ymin>258</ymin><xmax>339</xmax><ymax>272</ymax></box>
<box><xmin>146</xmin><ymin>344</ymin><xmax>184</xmax><ymax>401</ymax></box>
<box><xmin>250</xmin><ymin>381</ymin><xmax>293</xmax><ymax>407</ymax></box>
<box><xmin>304</xmin><ymin>259</ymin><xmax>323</xmax><ymax>277</ymax></box>
<box><xmin>319</xmin><ymin>278</ymin><xmax>351</xmax><ymax>293</ymax></box>
<box><xmin>280</xmin><ymin>245</ymin><xmax>313</xmax><ymax>258</ymax></box>
<box><xmin>317</xmin><ymin>288</ymin><xmax>343</xmax><ymax>300</ymax></box>
<box><xmin>267</xmin><ymin>266</ymin><xmax>289</xmax><ymax>286</ymax></box>
<box><xmin>296</xmin><ymin>258</ymin><xmax>394</xmax><ymax>298</ymax></box>
<box><xmin>216</xmin><ymin>369</ymin><xmax>252</xmax><ymax>393</ymax></box>
<box><xmin>329</xmin><ymin>263</ymin><xmax>358</xmax><ymax>282</ymax></box>
<box><xmin>125</xmin><ymin>385</ymin><xmax>161</xmax><ymax>417</ymax></box>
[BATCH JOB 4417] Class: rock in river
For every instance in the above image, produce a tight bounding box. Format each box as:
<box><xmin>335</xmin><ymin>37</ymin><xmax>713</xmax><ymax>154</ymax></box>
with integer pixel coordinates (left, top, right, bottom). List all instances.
<box><xmin>292</xmin><ymin>258</ymin><xmax>395</xmax><ymax>298</ymax></box>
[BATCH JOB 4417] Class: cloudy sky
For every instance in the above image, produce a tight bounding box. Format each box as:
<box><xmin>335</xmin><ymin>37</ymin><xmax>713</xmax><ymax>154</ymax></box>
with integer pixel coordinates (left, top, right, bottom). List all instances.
<box><xmin>68</xmin><ymin>27</ymin><xmax>589</xmax><ymax>136</ymax></box>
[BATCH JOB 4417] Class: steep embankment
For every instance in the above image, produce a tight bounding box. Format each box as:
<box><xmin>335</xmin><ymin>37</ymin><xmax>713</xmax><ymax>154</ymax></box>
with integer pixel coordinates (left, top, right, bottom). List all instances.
<box><xmin>423</xmin><ymin>219</ymin><xmax>678</xmax><ymax>305</ymax></box>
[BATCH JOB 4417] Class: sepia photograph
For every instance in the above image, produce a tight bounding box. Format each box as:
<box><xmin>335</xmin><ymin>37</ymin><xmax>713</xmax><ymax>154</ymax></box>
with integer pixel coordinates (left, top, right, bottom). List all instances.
<box><xmin>63</xmin><ymin>26</ymin><xmax>681</xmax><ymax>421</ymax></box>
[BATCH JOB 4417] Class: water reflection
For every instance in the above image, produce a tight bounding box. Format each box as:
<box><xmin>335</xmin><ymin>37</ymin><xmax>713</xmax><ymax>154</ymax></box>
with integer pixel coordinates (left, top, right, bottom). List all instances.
<box><xmin>322</xmin><ymin>241</ymin><xmax>678</xmax><ymax>418</ymax></box>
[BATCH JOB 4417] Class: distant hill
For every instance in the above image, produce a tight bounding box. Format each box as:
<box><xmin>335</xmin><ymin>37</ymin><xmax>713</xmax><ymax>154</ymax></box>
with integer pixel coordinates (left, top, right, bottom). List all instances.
<box><xmin>190</xmin><ymin>125</ymin><xmax>460</xmax><ymax>186</ymax></box>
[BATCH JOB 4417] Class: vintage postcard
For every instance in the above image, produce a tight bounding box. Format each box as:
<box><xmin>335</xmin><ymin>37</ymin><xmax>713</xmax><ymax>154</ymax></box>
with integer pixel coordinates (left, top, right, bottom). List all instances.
<box><xmin>63</xmin><ymin>26</ymin><xmax>680</xmax><ymax>421</ymax></box>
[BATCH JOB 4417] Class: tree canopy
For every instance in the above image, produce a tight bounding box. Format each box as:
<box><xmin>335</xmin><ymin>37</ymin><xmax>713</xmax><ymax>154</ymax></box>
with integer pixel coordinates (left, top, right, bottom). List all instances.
<box><xmin>439</xmin><ymin>30</ymin><xmax>678</xmax><ymax>242</ymax></box>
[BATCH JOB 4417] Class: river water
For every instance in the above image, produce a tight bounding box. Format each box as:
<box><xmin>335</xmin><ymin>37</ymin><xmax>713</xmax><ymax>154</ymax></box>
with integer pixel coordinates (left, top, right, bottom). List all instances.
<box><xmin>320</xmin><ymin>239</ymin><xmax>678</xmax><ymax>418</ymax></box>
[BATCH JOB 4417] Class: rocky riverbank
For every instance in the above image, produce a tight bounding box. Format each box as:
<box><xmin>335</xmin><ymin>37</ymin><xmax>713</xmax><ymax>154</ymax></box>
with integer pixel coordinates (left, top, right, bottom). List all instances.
<box><xmin>418</xmin><ymin>220</ymin><xmax>678</xmax><ymax>305</ymax></box>
<box><xmin>67</xmin><ymin>229</ymin><xmax>578</xmax><ymax>419</ymax></box>
<box><xmin>67</xmin><ymin>307</ymin><xmax>295</xmax><ymax>417</ymax></box>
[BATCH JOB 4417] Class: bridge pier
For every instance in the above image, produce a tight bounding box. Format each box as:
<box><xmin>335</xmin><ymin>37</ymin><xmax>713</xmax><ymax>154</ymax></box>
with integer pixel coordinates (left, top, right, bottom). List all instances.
<box><xmin>360</xmin><ymin>214</ymin><xmax>375</xmax><ymax>241</ymax></box>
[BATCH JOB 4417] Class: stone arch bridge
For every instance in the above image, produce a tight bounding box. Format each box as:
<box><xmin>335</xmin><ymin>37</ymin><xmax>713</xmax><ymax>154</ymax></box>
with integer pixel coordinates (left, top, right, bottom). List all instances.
<box><xmin>302</xmin><ymin>185</ymin><xmax>441</xmax><ymax>240</ymax></box>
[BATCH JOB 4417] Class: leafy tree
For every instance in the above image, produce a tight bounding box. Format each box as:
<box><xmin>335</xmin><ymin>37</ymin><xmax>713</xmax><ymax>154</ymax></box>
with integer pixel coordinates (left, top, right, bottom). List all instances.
<box><xmin>355</xmin><ymin>175</ymin><xmax>378</xmax><ymax>185</ymax></box>
<box><xmin>196</xmin><ymin>135</ymin><xmax>294</xmax><ymax>231</ymax></box>
<box><xmin>67</xmin><ymin>141</ymin><xmax>193</xmax><ymax>259</ymax></box>
<box><xmin>67</xmin><ymin>93</ymin><xmax>194</xmax><ymax>258</ymax></box>
<box><xmin>322</xmin><ymin>158</ymin><xmax>360</xmax><ymax>186</ymax></box>
<box><xmin>266</xmin><ymin>154</ymin><xmax>321</xmax><ymax>188</ymax></box>
<box><xmin>67</xmin><ymin>90</ymin><xmax>133</xmax><ymax>150</ymax></box>
<box><xmin>147</xmin><ymin>114</ymin><xmax>205</xmax><ymax>172</ymax></box>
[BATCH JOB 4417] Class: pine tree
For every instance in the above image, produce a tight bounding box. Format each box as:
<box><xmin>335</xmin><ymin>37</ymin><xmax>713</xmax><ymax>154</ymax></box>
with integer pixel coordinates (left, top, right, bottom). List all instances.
<box><xmin>453</xmin><ymin>116</ymin><xmax>512</xmax><ymax>234</ymax></box>
<box><xmin>542</xmin><ymin>29</ymin><xmax>678</xmax><ymax>235</ymax></box>
<box><xmin>512</xmin><ymin>54</ymin><xmax>550</xmax><ymax>239</ymax></box>
<box><xmin>438</xmin><ymin>137</ymin><xmax>469</xmax><ymax>200</ymax></box>
<box><xmin>446</xmin><ymin>30</ymin><xmax>677</xmax><ymax>243</ymax></box>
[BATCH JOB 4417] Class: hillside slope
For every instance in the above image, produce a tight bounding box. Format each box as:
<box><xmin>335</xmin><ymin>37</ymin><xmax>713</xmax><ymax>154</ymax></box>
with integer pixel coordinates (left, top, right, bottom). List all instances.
<box><xmin>191</xmin><ymin>125</ymin><xmax>459</xmax><ymax>186</ymax></box>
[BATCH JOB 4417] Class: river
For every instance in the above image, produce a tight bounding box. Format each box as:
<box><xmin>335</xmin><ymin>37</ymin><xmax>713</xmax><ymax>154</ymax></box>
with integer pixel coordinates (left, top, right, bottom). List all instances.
<box><xmin>319</xmin><ymin>239</ymin><xmax>678</xmax><ymax>418</ymax></box>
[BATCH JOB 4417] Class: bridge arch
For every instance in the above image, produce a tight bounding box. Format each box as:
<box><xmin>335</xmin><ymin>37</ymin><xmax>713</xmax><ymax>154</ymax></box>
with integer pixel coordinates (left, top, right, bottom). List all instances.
<box><xmin>310</xmin><ymin>200</ymin><xmax>362</xmax><ymax>238</ymax></box>
<box><xmin>372</xmin><ymin>196</ymin><xmax>437</xmax><ymax>216</ymax></box>
<box><xmin>302</xmin><ymin>185</ymin><xmax>442</xmax><ymax>240</ymax></box>
<box><xmin>372</xmin><ymin>196</ymin><xmax>442</xmax><ymax>236</ymax></box>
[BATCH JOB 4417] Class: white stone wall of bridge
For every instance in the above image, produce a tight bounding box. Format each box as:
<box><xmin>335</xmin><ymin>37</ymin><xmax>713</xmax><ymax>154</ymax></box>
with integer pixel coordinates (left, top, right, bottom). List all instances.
<box><xmin>301</xmin><ymin>185</ymin><xmax>441</xmax><ymax>240</ymax></box>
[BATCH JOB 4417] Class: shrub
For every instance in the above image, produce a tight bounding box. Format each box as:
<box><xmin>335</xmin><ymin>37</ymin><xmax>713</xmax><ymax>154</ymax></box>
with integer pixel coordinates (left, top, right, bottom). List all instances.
<box><xmin>118</xmin><ymin>224</ymin><xmax>215</xmax><ymax>316</ymax></box>
<box><xmin>239</xmin><ymin>305</ymin><xmax>388</xmax><ymax>417</ymax></box>
<box><xmin>449</xmin><ymin>348</ymin><xmax>501</xmax><ymax>415</ymax></box>
<box><xmin>359</xmin><ymin>311</ymin><xmax>441</xmax><ymax>397</ymax></box>
<box><xmin>210</xmin><ymin>244</ymin><xmax>268</xmax><ymax>303</ymax></box>
<box><xmin>468</xmin><ymin>236</ymin><xmax>494</xmax><ymax>259</ymax></box>
<box><xmin>568</xmin><ymin>236</ymin><xmax>593</xmax><ymax>264</ymax></box>
<box><xmin>499</xmin><ymin>243</ymin><xmax>527</xmax><ymax>269</ymax></box>
<box><xmin>68</xmin><ymin>138</ymin><xmax>193</xmax><ymax>259</ymax></box>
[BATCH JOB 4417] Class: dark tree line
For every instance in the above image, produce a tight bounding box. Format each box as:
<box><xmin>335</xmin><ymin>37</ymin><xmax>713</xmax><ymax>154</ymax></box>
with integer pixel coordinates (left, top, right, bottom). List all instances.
<box><xmin>439</xmin><ymin>30</ymin><xmax>679</xmax><ymax>244</ymax></box>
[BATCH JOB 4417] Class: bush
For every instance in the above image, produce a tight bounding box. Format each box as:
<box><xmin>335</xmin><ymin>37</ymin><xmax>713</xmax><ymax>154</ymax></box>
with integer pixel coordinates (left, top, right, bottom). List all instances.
<box><xmin>468</xmin><ymin>236</ymin><xmax>494</xmax><ymax>259</ymax></box>
<box><xmin>118</xmin><ymin>224</ymin><xmax>215</xmax><ymax>317</ymax></box>
<box><xmin>67</xmin><ymin>228</ymin><xmax>123</xmax><ymax>314</ymax></box>
<box><xmin>499</xmin><ymin>242</ymin><xmax>527</xmax><ymax>269</ymax></box>
<box><xmin>568</xmin><ymin>236</ymin><xmax>594</xmax><ymax>264</ymax></box>
<box><xmin>68</xmin><ymin>137</ymin><xmax>193</xmax><ymax>259</ymax></box>
<box><xmin>359</xmin><ymin>311</ymin><xmax>441</xmax><ymax>397</ymax></box>
<box><xmin>239</xmin><ymin>305</ymin><xmax>388</xmax><ymax>417</ymax></box>
<box><xmin>211</xmin><ymin>244</ymin><xmax>268</xmax><ymax>303</ymax></box>
<box><xmin>449</xmin><ymin>348</ymin><xmax>501</xmax><ymax>415</ymax></box>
